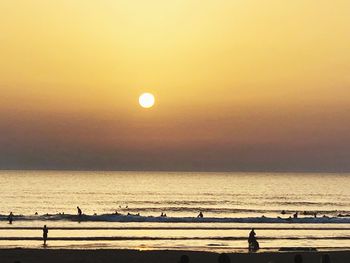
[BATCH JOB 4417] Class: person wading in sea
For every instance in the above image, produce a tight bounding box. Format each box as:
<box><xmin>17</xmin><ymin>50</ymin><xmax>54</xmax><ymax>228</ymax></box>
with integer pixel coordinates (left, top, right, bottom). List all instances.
<box><xmin>43</xmin><ymin>225</ymin><xmax>48</xmax><ymax>246</ymax></box>
<box><xmin>77</xmin><ymin>206</ymin><xmax>82</xmax><ymax>216</ymax></box>
<box><xmin>248</xmin><ymin>228</ymin><xmax>259</xmax><ymax>252</ymax></box>
<box><xmin>8</xmin><ymin>212</ymin><xmax>13</xmax><ymax>224</ymax></box>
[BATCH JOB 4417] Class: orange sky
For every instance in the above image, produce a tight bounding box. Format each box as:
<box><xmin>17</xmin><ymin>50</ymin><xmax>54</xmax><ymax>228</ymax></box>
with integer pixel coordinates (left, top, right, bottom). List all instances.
<box><xmin>0</xmin><ymin>1</ymin><xmax>350</xmax><ymax>171</ymax></box>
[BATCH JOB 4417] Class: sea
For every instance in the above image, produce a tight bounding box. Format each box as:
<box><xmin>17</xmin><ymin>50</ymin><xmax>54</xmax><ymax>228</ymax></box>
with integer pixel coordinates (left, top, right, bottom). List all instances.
<box><xmin>0</xmin><ymin>171</ymin><xmax>349</xmax><ymax>252</ymax></box>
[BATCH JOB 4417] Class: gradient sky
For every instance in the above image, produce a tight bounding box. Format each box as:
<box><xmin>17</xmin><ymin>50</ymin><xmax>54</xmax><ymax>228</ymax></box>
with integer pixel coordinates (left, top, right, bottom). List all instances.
<box><xmin>1</xmin><ymin>1</ymin><xmax>350</xmax><ymax>171</ymax></box>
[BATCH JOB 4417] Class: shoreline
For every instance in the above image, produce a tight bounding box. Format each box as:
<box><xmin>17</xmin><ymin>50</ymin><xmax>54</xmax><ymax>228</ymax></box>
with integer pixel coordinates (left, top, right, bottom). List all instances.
<box><xmin>1</xmin><ymin>248</ymin><xmax>350</xmax><ymax>263</ymax></box>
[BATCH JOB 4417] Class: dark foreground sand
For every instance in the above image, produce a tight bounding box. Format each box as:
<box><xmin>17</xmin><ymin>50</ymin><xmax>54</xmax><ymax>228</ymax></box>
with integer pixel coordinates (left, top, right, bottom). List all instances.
<box><xmin>1</xmin><ymin>249</ymin><xmax>349</xmax><ymax>263</ymax></box>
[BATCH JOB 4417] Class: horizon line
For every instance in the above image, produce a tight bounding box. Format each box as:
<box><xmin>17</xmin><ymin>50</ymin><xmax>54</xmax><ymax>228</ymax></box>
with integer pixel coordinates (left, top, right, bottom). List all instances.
<box><xmin>0</xmin><ymin>168</ymin><xmax>349</xmax><ymax>174</ymax></box>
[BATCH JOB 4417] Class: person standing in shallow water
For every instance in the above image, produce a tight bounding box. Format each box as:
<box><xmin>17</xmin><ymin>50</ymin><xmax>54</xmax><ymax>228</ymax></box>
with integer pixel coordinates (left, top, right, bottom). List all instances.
<box><xmin>77</xmin><ymin>206</ymin><xmax>82</xmax><ymax>216</ymax></box>
<box><xmin>248</xmin><ymin>228</ymin><xmax>259</xmax><ymax>252</ymax></box>
<box><xmin>43</xmin><ymin>225</ymin><xmax>48</xmax><ymax>245</ymax></box>
<box><xmin>248</xmin><ymin>228</ymin><xmax>255</xmax><ymax>249</ymax></box>
<box><xmin>8</xmin><ymin>212</ymin><xmax>13</xmax><ymax>224</ymax></box>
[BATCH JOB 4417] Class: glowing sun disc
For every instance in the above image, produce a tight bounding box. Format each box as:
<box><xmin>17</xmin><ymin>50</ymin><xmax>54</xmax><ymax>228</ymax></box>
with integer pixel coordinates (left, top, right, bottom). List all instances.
<box><xmin>139</xmin><ymin>93</ymin><xmax>155</xmax><ymax>108</ymax></box>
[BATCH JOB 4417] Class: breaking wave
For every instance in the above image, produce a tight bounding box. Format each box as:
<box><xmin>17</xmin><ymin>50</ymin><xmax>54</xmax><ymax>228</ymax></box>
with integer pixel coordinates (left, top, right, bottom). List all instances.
<box><xmin>1</xmin><ymin>214</ymin><xmax>350</xmax><ymax>224</ymax></box>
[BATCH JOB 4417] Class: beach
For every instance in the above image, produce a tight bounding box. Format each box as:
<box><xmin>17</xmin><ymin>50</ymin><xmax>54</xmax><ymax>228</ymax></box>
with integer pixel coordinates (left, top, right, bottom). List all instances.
<box><xmin>1</xmin><ymin>249</ymin><xmax>350</xmax><ymax>263</ymax></box>
<box><xmin>2</xmin><ymin>0</ymin><xmax>350</xmax><ymax>260</ymax></box>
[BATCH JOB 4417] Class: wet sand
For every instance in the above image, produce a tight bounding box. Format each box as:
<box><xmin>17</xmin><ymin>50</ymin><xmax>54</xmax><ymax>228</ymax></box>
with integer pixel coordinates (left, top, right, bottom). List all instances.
<box><xmin>1</xmin><ymin>249</ymin><xmax>350</xmax><ymax>263</ymax></box>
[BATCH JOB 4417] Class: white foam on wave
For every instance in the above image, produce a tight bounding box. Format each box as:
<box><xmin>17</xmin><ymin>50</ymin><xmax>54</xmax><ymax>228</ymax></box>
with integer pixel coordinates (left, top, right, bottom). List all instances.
<box><xmin>1</xmin><ymin>214</ymin><xmax>350</xmax><ymax>224</ymax></box>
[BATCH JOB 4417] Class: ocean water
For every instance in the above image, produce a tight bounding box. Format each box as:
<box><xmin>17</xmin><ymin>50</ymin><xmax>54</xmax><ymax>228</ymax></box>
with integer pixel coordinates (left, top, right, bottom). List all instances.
<box><xmin>0</xmin><ymin>171</ymin><xmax>349</xmax><ymax>251</ymax></box>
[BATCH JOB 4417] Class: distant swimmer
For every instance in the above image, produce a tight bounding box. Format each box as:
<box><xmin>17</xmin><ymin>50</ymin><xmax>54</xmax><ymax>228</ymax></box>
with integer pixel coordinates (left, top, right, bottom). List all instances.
<box><xmin>248</xmin><ymin>228</ymin><xmax>259</xmax><ymax>252</ymax></box>
<box><xmin>197</xmin><ymin>212</ymin><xmax>203</xmax><ymax>218</ymax></box>
<box><xmin>8</xmin><ymin>212</ymin><xmax>13</xmax><ymax>224</ymax></box>
<box><xmin>293</xmin><ymin>212</ymin><xmax>298</xmax><ymax>219</ymax></box>
<box><xmin>43</xmin><ymin>225</ymin><xmax>48</xmax><ymax>245</ymax></box>
<box><xmin>338</xmin><ymin>213</ymin><xmax>346</xmax><ymax>217</ymax></box>
<box><xmin>77</xmin><ymin>206</ymin><xmax>82</xmax><ymax>216</ymax></box>
<box><xmin>281</xmin><ymin>210</ymin><xmax>286</xmax><ymax>215</ymax></box>
<box><xmin>127</xmin><ymin>212</ymin><xmax>140</xmax><ymax>216</ymax></box>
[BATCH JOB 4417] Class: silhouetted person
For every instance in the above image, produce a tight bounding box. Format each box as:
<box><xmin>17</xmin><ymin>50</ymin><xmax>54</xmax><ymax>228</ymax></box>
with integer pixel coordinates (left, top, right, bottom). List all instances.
<box><xmin>77</xmin><ymin>206</ymin><xmax>82</xmax><ymax>216</ymax></box>
<box><xmin>293</xmin><ymin>212</ymin><xmax>298</xmax><ymax>219</ymax></box>
<box><xmin>43</xmin><ymin>225</ymin><xmax>48</xmax><ymax>245</ymax></box>
<box><xmin>197</xmin><ymin>212</ymin><xmax>203</xmax><ymax>218</ymax></box>
<box><xmin>218</xmin><ymin>253</ymin><xmax>231</xmax><ymax>263</ymax></box>
<box><xmin>248</xmin><ymin>228</ymin><xmax>259</xmax><ymax>252</ymax></box>
<box><xmin>8</xmin><ymin>212</ymin><xmax>13</xmax><ymax>224</ymax></box>
<box><xmin>294</xmin><ymin>254</ymin><xmax>303</xmax><ymax>263</ymax></box>
<box><xmin>178</xmin><ymin>254</ymin><xmax>189</xmax><ymax>263</ymax></box>
<box><xmin>320</xmin><ymin>254</ymin><xmax>331</xmax><ymax>263</ymax></box>
<box><xmin>248</xmin><ymin>228</ymin><xmax>255</xmax><ymax>241</ymax></box>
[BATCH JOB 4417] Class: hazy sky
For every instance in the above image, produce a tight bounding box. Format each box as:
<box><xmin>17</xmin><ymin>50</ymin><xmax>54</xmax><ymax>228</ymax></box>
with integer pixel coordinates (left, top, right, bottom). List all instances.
<box><xmin>1</xmin><ymin>1</ymin><xmax>350</xmax><ymax>171</ymax></box>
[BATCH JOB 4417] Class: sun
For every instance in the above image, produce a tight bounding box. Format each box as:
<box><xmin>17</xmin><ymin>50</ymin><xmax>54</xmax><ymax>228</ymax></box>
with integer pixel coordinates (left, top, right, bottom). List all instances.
<box><xmin>139</xmin><ymin>93</ymin><xmax>155</xmax><ymax>108</ymax></box>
